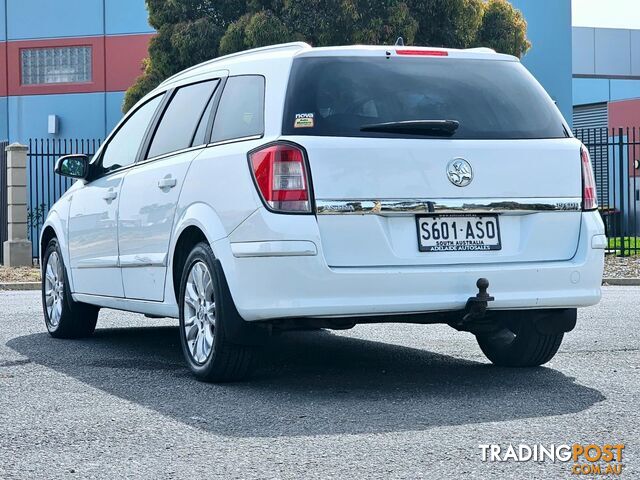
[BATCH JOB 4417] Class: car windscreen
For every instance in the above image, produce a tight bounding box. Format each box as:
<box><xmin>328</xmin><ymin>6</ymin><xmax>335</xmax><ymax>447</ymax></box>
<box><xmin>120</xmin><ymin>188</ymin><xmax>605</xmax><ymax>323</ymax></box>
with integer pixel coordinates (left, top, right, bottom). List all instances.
<box><xmin>282</xmin><ymin>56</ymin><xmax>568</xmax><ymax>140</ymax></box>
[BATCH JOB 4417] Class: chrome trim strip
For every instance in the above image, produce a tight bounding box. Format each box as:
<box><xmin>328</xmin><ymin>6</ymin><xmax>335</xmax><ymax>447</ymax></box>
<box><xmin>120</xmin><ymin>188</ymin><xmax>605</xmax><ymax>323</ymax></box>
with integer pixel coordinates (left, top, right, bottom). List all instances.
<box><xmin>141</xmin><ymin>145</ymin><xmax>205</xmax><ymax>165</ymax></box>
<box><xmin>316</xmin><ymin>198</ymin><xmax>583</xmax><ymax>216</ymax></box>
<box><xmin>74</xmin><ymin>257</ymin><xmax>119</xmax><ymax>269</ymax></box>
<box><xmin>231</xmin><ymin>241</ymin><xmax>318</xmax><ymax>258</ymax></box>
<box><xmin>208</xmin><ymin>134</ymin><xmax>263</xmax><ymax>147</ymax></box>
<box><xmin>119</xmin><ymin>253</ymin><xmax>167</xmax><ymax>268</ymax></box>
<box><xmin>119</xmin><ymin>262</ymin><xmax>165</xmax><ymax>269</ymax></box>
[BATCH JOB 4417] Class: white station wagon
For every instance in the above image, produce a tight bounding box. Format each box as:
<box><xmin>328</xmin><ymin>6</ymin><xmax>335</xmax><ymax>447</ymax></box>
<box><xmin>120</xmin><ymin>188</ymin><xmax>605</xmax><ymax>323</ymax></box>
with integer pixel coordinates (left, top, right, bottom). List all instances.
<box><xmin>41</xmin><ymin>43</ymin><xmax>605</xmax><ymax>382</ymax></box>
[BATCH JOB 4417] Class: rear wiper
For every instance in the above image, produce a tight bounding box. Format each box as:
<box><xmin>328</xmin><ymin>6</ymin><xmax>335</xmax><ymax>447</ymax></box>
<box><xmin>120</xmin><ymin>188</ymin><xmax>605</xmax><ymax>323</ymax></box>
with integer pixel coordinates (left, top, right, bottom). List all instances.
<box><xmin>360</xmin><ymin>120</ymin><xmax>459</xmax><ymax>137</ymax></box>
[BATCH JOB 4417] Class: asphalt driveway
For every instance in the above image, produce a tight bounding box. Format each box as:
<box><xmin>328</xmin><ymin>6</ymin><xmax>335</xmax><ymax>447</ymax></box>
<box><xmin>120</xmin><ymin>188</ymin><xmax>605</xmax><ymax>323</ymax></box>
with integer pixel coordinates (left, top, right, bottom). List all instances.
<box><xmin>0</xmin><ymin>288</ymin><xmax>638</xmax><ymax>479</ymax></box>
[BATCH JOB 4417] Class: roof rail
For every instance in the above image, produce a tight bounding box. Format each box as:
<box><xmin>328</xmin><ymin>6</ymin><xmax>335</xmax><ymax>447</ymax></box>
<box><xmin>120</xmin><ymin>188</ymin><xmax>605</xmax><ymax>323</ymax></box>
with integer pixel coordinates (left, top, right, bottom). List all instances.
<box><xmin>160</xmin><ymin>42</ymin><xmax>311</xmax><ymax>87</ymax></box>
<box><xmin>464</xmin><ymin>47</ymin><xmax>497</xmax><ymax>54</ymax></box>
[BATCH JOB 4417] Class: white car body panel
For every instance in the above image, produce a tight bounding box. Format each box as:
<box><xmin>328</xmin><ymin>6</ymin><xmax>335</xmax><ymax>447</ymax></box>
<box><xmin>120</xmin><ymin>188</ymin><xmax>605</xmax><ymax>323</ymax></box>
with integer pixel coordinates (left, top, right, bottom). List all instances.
<box><xmin>220</xmin><ymin>205</ymin><xmax>604</xmax><ymax>321</ymax></box>
<box><xmin>67</xmin><ymin>171</ymin><xmax>127</xmax><ymax>297</ymax></box>
<box><xmin>39</xmin><ymin>42</ymin><xmax>604</xmax><ymax>323</ymax></box>
<box><xmin>177</xmin><ymin>138</ymin><xmax>269</xmax><ymax>235</ymax></box>
<box><xmin>40</xmin><ymin>208</ymin><xmax>72</xmax><ymax>290</ymax></box>
<box><xmin>118</xmin><ymin>148</ymin><xmax>199</xmax><ymax>301</ymax></box>
<box><xmin>295</xmin><ymin>136</ymin><xmax>584</xmax><ymax>267</ymax></box>
<box><xmin>292</xmin><ymin>137</ymin><xmax>582</xmax><ymax>199</ymax></box>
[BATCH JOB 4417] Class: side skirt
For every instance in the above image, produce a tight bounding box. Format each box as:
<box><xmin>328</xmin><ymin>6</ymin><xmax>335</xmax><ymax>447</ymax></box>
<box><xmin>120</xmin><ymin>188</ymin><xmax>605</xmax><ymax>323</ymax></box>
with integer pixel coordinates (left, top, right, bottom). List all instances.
<box><xmin>72</xmin><ymin>293</ymin><xmax>179</xmax><ymax>319</ymax></box>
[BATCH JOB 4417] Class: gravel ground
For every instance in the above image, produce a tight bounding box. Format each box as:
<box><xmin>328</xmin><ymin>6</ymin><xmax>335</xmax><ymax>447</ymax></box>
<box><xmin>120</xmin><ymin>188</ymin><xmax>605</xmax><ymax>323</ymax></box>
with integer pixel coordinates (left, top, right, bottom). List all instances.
<box><xmin>0</xmin><ymin>267</ymin><xmax>40</xmax><ymax>283</ymax></box>
<box><xmin>604</xmin><ymin>255</ymin><xmax>640</xmax><ymax>278</ymax></box>
<box><xmin>0</xmin><ymin>289</ymin><xmax>638</xmax><ymax>479</ymax></box>
<box><xmin>0</xmin><ymin>255</ymin><xmax>637</xmax><ymax>284</ymax></box>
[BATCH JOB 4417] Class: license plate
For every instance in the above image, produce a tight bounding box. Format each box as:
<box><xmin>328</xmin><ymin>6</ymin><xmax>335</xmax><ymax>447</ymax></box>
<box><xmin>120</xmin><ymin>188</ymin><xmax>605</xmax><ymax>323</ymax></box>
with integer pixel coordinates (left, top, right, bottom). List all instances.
<box><xmin>416</xmin><ymin>215</ymin><xmax>501</xmax><ymax>252</ymax></box>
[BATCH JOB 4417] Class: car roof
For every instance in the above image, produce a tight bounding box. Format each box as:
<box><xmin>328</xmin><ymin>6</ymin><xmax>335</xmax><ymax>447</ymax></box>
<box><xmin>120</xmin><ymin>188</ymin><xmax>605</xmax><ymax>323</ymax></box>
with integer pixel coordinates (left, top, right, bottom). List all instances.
<box><xmin>294</xmin><ymin>44</ymin><xmax>516</xmax><ymax>61</ymax></box>
<box><xmin>157</xmin><ymin>42</ymin><xmax>518</xmax><ymax>90</ymax></box>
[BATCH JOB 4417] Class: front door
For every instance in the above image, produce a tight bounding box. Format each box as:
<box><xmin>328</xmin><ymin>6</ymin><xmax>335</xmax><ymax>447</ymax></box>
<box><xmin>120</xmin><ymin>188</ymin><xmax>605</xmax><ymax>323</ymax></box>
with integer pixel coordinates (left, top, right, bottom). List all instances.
<box><xmin>68</xmin><ymin>172</ymin><xmax>127</xmax><ymax>297</ymax></box>
<box><xmin>68</xmin><ymin>93</ymin><xmax>165</xmax><ymax>297</ymax></box>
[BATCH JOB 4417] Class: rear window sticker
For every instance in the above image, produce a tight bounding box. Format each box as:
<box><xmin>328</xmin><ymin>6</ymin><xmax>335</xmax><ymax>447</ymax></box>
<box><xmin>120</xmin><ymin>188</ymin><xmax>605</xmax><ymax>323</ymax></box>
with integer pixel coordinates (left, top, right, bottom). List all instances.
<box><xmin>294</xmin><ymin>113</ymin><xmax>314</xmax><ymax>128</ymax></box>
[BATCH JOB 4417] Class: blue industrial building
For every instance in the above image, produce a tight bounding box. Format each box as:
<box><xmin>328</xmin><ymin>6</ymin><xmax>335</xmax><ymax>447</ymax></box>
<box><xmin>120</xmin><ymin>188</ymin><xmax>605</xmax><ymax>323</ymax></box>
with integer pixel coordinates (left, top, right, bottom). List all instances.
<box><xmin>572</xmin><ymin>26</ymin><xmax>640</xmax><ymax>131</ymax></box>
<box><xmin>511</xmin><ymin>0</ymin><xmax>574</xmax><ymax>125</ymax></box>
<box><xmin>0</xmin><ymin>0</ymin><xmax>154</xmax><ymax>143</ymax></box>
<box><xmin>1</xmin><ymin>0</ymin><xmax>639</xmax><ymax>144</ymax></box>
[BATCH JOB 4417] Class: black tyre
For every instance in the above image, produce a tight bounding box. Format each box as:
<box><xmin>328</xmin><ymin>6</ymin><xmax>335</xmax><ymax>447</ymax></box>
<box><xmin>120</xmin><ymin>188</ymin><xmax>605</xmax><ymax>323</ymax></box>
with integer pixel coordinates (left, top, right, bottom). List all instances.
<box><xmin>41</xmin><ymin>238</ymin><xmax>99</xmax><ymax>338</ymax></box>
<box><xmin>476</xmin><ymin>311</ymin><xmax>564</xmax><ymax>367</ymax></box>
<box><xmin>178</xmin><ymin>242</ymin><xmax>254</xmax><ymax>382</ymax></box>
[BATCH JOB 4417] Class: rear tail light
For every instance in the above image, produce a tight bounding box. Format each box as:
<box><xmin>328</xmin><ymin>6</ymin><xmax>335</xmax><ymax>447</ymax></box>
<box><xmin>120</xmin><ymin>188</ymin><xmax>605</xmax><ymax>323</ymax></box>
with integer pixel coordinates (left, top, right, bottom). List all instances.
<box><xmin>581</xmin><ymin>144</ymin><xmax>598</xmax><ymax>211</ymax></box>
<box><xmin>249</xmin><ymin>143</ymin><xmax>311</xmax><ymax>213</ymax></box>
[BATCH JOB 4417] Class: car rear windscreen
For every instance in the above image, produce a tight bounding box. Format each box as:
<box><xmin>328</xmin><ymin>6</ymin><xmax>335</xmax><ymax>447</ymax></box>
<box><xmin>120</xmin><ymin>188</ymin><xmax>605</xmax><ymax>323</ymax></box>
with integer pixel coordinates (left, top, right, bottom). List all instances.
<box><xmin>282</xmin><ymin>56</ymin><xmax>568</xmax><ymax>140</ymax></box>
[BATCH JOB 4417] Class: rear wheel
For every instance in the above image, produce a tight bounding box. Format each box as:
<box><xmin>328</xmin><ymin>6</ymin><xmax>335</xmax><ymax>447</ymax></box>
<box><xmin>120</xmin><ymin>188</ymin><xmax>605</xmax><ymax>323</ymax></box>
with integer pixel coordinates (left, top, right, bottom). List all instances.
<box><xmin>475</xmin><ymin>312</ymin><xmax>564</xmax><ymax>367</ymax></box>
<box><xmin>42</xmin><ymin>238</ymin><xmax>99</xmax><ymax>338</ymax></box>
<box><xmin>178</xmin><ymin>242</ymin><xmax>254</xmax><ymax>382</ymax></box>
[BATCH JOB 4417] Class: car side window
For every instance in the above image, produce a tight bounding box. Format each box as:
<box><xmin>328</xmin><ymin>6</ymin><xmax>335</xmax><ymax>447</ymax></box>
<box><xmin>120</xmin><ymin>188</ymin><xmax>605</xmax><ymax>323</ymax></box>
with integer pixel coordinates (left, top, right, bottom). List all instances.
<box><xmin>191</xmin><ymin>91</ymin><xmax>217</xmax><ymax>147</ymax></box>
<box><xmin>211</xmin><ymin>75</ymin><xmax>265</xmax><ymax>143</ymax></box>
<box><xmin>147</xmin><ymin>79</ymin><xmax>219</xmax><ymax>159</ymax></box>
<box><xmin>99</xmin><ymin>95</ymin><xmax>163</xmax><ymax>174</ymax></box>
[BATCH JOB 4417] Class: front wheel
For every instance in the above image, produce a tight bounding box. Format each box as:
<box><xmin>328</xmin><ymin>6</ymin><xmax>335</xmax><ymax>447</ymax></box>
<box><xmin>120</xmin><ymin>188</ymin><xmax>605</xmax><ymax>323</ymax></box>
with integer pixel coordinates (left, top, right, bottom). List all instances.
<box><xmin>475</xmin><ymin>312</ymin><xmax>565</xmax><ymax>367</ymax></box>
<box><xmin>42</xmin><ymin>238</ymin><xmax>99</xmax><ymax>338</ymax></box>
<box><xmin>178</xmin><ymin>242</ymin><xmax>255</xmax><ymax>382</ymax></box>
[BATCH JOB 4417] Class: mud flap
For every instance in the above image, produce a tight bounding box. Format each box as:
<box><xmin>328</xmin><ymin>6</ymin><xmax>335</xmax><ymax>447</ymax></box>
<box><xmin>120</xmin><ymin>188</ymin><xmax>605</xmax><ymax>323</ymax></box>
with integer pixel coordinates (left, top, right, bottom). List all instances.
<box><xmin>212</xmin><ymin>259</ymin><xmax>270</xmax><ymax>346</ymax></box>
<box><xmin>533</xmin><ymin>309</ymin><xmax>577</xmax><ymax>335</ymax></box>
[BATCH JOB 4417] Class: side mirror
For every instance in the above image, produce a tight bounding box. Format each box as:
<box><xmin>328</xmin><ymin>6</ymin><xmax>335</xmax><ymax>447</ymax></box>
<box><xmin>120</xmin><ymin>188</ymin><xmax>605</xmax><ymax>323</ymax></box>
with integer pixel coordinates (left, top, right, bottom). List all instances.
<box><xmin>55</xmin><ymin>154</ymin><xmax>89</xmax><ymax>179</ymax></box>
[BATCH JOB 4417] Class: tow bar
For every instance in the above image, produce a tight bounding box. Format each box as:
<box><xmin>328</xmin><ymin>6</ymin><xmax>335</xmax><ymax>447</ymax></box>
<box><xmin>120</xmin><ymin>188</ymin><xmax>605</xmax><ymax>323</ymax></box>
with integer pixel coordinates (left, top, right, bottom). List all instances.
<box><xmin>447</xmin><ymin>278</ymin><xmax>496</xmax><ymax>333</ymax></box>
<box><xmin>456</xmin><ymin>278</ymin><xmax>495</xmax><ymax>327</ymax></box>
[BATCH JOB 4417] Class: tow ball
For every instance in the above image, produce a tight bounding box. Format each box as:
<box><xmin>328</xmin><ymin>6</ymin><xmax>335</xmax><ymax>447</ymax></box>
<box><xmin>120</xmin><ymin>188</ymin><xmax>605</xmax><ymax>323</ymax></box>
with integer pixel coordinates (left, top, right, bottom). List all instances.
<box><xmin>462</xmin><ymin>278</ymin><xmax>494</xmax><ymax>323</ymax></box>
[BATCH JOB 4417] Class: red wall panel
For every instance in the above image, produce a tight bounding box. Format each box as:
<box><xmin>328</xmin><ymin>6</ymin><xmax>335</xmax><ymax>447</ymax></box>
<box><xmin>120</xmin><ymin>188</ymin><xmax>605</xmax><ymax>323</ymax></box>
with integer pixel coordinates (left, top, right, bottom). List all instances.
<box><xmin>105</xmin><ymin>34</ymin><xmax>153</xmax><ymax>92</ymax></box>
<box><xmin>608</xmin><ymin>99</ymin><xmax>640</xmax><ymax>177</ymax></box>
<box><xmin>609</xmin><ymin>99</ymin><xmax>640</xmax><ymax>130</ymax></box>
<box><xmin>3</xmin><ymin>33</ymin><xmax>154</xmax><ymax>96</ymax></box>
<box><xmin>0</xmin><ymin>42</ymin><xmax>7</xmax><ymax>96</ymax></box>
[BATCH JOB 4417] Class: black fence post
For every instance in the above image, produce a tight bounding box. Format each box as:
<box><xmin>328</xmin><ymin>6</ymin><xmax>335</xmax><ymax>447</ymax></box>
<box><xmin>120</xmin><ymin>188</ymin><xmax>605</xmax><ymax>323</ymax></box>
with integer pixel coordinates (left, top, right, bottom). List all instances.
<box><xmin>26</xmin><ymin>138</ymin><xmax>102</xmax><ymax>260</ymax></box>
<box><xmin>618</xmin><ymin>128</ymin><xmax>626</xmax><ymax>257</ymax></box>
<box><xmin>0</xmin><ymin>141</ymin><xmax>8</xmax><ymax>264</ymax></box>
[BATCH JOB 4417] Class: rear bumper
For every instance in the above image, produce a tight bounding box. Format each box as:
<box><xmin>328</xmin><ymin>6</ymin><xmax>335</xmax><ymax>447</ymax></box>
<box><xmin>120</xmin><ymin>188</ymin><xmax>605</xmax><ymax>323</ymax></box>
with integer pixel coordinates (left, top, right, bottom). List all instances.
<box><xmin>215</xmin><ymin>210</ymin><xmax>605</xmax><ymax>321</ymax></box>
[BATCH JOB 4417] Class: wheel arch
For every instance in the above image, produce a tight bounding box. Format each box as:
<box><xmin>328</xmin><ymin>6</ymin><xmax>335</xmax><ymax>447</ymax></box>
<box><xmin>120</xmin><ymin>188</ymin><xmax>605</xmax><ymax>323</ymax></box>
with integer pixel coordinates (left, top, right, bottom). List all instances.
<box><xmin>40</xmin><ymin>214</ymin><xmax>75</xmax><ymax>292</ymax></box>
<box><xmin>40</xmin><ymin>225</ymin><xmax>57</xmax><ymax>263</ymax></box>
<box><xmin>167</xmin><ymin>202</ymin><xmax>228</xmax><ymax>304</ymax></box>
<box><xmin>171</xmin><ymin>226</ymin><xmax>208</xmax><ymax>303</ymax></box>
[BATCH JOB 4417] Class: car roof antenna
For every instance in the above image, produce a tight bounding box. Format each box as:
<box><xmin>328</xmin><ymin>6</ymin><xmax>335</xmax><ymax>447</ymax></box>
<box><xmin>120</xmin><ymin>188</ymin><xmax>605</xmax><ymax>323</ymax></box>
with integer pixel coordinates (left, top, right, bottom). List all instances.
<box><xmin>395</xmin><ymin>37</ymin><xmax>404</xmax><ymax>46</ymax></box>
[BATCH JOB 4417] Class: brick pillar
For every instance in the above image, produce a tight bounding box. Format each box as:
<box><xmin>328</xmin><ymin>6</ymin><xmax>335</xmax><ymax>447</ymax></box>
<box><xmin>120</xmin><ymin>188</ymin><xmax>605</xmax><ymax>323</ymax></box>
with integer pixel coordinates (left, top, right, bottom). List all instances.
<box><xmin>3</xmin><ymin>143</ymin><xmax>32</xmax><ymax>267</ymax></box>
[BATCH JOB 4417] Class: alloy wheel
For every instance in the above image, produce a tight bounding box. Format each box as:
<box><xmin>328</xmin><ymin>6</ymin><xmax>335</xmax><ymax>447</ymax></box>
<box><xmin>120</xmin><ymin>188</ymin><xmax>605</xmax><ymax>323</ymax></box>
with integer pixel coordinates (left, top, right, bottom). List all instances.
<box><xmin>44</xmin><ymin>251</ymin><xmax>64</xmax><ymax>328</ymax></box>
<box><xmin>183</xmin><ymin>261</ymin><xmax>216</xmax><ymax>364</ymax></box>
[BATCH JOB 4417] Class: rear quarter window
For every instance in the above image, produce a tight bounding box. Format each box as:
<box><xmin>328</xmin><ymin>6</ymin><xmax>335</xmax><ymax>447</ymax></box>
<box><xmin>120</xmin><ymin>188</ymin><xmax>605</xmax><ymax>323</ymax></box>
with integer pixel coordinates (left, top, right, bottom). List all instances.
<box><xmin>282</xmin><ymin>56</ymin><xmax>567</xmax><ymax>140</ymax></box>
<box><xmin>211</xmin><ymin>75</ymin><xmax>265</xmax><ymax>143</ymax></box>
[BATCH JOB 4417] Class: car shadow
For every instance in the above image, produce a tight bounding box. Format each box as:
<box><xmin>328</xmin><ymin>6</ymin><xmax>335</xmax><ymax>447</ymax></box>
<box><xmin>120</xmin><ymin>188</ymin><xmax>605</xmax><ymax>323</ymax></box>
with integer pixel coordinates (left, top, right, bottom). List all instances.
<box><xmin>7</xmin><ymin>325</ymin><xmax>605</xmax><ymax>438</ymax></box>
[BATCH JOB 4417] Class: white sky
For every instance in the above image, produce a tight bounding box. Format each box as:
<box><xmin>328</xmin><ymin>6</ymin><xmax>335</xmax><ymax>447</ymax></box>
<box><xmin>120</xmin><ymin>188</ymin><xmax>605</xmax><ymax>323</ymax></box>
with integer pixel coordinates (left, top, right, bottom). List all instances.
<box><xmin>572</xmin><ymin>0</ymin><xmax>640</xmax><ymax>29</ymax></box>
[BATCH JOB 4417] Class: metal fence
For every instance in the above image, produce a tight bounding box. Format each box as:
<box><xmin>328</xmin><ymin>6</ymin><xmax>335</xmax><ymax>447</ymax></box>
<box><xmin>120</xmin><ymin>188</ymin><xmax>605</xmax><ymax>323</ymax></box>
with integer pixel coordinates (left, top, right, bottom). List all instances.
<box><xmin>27</xmin><ymin>138</ymin><xmax>101</xmax><ymax>259</ymax></box>
<box><xmin>575</xmin><ymin>127</ymin><xmax>640</xmax><ymax>256</ymax></box>
<box><xmin>19</xmin><ymin>130</ymin><xmax>640</xmax><ymax>259</ymax></box>
<box><xmin>0</xmin><ymin>141</ymin><xmax>8</xmax><ymax>263</ymax></box>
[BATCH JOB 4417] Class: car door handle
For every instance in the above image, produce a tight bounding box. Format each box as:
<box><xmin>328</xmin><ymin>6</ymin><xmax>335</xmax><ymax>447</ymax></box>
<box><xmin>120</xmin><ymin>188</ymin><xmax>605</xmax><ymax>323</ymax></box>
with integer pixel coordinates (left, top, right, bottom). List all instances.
<box><xmin>158</xmin><ymin>177</ymin><xmax>177</xmax><ymax>189</ymax></box>
<box><xmin>103</xmin><ymin>189</ymin><xmax>117</xmax><ymax>202</ymax></box>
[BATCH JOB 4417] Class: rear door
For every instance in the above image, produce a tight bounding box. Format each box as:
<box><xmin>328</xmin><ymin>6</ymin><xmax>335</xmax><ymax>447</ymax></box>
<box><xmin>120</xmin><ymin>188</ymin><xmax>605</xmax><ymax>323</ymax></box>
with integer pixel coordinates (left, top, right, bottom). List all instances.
<box><xmin>281</xmin><ymin>53</ymin><xmax>582</xmax><ymax>267</ymax></box>
<box><xmin>118</xmin><ymin>78</ymin><xmax>222</xmax><ymax>301</ymax></box>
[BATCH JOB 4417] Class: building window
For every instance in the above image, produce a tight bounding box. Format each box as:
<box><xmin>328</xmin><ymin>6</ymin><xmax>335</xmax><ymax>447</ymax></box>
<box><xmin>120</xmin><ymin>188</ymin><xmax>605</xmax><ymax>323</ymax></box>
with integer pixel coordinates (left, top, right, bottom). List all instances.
<box><xmin>20</xmin><ymin>46</ymin><xmax>92</xmax><ymax>85</ymax></box>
